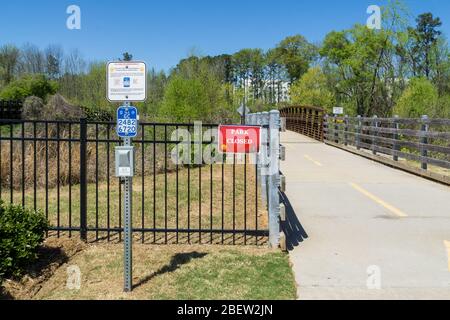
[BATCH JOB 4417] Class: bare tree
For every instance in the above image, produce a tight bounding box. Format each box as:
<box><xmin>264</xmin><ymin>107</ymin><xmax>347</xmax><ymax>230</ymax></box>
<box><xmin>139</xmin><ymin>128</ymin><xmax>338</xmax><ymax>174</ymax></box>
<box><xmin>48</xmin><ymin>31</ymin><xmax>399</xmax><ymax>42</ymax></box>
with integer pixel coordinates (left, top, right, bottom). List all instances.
<box><xmin>18</xmin><ymin>43</ymin><xmax>46</xmax><ymax>75</ymax></box>
<box><xmin>0</xmin><ymin>44</ymin><xmax>20</xmax><ymax>85</ymax></box>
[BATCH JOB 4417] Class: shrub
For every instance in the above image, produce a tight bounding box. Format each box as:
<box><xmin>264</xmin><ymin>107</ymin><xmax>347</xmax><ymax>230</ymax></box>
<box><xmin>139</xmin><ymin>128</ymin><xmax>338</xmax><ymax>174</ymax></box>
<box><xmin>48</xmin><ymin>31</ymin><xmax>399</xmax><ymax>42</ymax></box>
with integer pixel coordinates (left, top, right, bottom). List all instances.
<box><xmin>0</xmin><ymin>74</ymin><xmax>58</xmax><ymax>101</ymax></box>
<box><xmin>0</xmin><ymin>201</ymin><xmax>48</xmax><ymax>279</ymax></box>
<box><xmin>394</xmin><ymin>77</ymin><xmax>438</xmax><ymax>118</ymax></box>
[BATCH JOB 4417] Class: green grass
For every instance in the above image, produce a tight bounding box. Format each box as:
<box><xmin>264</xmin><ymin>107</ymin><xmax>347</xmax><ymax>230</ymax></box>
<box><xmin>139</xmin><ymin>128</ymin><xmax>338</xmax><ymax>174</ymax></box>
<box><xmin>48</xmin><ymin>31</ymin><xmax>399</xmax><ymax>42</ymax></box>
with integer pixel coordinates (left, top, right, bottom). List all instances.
<box><xmin>32</xmin><ymin>243</ymin><xmax>296</xmax><ymax>300</ymax></box>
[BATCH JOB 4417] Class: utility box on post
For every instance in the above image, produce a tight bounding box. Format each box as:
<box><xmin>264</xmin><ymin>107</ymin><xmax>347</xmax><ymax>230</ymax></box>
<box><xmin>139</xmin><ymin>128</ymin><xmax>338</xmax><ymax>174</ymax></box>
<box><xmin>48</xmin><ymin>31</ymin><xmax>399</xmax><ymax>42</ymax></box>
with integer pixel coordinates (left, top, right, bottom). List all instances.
<box><xmin>115</xmin><ymin>146</ymin><xmax>135</xmax><ymax>177</ymax></box>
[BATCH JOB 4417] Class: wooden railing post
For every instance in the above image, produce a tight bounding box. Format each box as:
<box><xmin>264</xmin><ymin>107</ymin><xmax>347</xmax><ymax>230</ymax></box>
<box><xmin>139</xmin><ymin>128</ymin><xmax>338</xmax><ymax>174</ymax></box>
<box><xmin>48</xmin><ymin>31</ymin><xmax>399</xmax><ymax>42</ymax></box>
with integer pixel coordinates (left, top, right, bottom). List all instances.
<box><xmin>356</xmin><ymin>115</ymin><xmax>362</xmax><ymax>150</ymax></box>
<box><xmin>421</xmin><ymin>115</ymin><xmax>429</xmax><ymax>170</ymax></box>
<box><xmin>334</xmin><ymin>114</ymin><xmax>339</xmax><ymax>143</ymax></box>
<box><xmin>344</xmin><ymin>115</ymin><xmax>349</xmax><ymax>146</ymax></box>
<box><xmin>393</xmin><ymin>115</ymin><xmax>399</xmax><ymax>161</ymax></box>
<box><xmin>372</xmin><ymin>115</ymin><xmax>378</xmax><ymax>155</ymax></box>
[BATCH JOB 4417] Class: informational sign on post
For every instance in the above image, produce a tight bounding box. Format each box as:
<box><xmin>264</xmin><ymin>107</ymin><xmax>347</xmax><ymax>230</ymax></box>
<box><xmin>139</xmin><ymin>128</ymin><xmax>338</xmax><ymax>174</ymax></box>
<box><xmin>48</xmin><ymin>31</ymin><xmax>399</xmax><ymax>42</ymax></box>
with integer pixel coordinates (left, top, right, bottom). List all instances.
<box><xmin>108</xmin><ymin>60</ymin><xmax>146</xmax><ymax>293</ymax></box>
<box><xmin>333</xmin><ymin>107</ymin><xmax>344</xmax><ymax>115</ymax></box>
<box><xmin>218</xmin><ymin>125</ymin><xmax>261</xmax><ymax>154</ymax></box>
<box><xmin>107</xmin><ymin>61</ymin><xmax>147</xmax><ymax>102</ymax></box>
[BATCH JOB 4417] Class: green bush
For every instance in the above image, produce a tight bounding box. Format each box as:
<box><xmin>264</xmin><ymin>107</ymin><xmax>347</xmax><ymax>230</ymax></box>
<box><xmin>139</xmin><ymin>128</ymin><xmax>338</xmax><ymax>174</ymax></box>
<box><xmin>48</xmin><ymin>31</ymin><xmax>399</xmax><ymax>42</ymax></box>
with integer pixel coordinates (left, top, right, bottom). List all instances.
<box><xmin>0</xmin><ymin>74</ymin><xmax>58</xmax><ymax>101</ymax></box>
<box><xmin>0</xmin><ymin>201</ymin><xmax>48</xmax><ymax>279</ymax></box>
<box><xmin>393</xmin><ymin>77</ymin><xmax>438</xmax><ymax>118</ymax></box>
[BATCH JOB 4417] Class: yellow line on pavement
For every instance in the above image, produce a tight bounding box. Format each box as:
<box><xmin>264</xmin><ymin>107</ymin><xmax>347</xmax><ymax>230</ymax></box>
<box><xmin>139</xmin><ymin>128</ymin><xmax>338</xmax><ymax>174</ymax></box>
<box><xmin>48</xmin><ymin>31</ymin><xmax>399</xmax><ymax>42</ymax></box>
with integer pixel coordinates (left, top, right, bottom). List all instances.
<box><xmin>445</xmin><ymin>241</ymin><xmax>450</xmax><ymax>272</ymax></box>
<box><xmin>349</xmin><ymin>182</ymin><xmax>408</xmax><ymax>218</ymax></box>
<box><xmin>304</xmin><ymin>155</ymin><xmax>323</xmax><ymax>167</ymax></box>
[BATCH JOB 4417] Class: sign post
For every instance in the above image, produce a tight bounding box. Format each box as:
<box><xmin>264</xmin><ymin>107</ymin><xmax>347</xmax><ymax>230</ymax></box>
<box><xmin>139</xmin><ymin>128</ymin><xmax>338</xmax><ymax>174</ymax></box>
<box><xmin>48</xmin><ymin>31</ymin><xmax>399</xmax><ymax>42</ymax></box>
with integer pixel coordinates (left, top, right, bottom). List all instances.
<box><xmin>108</xmin><ymin>61</ymin><xmax>146</xmax><ymax>292</ymax></box>
<box><xmin>116</xmin><ymin>102</ymin><xmax>137</xmax><ymax>292</ymax></box>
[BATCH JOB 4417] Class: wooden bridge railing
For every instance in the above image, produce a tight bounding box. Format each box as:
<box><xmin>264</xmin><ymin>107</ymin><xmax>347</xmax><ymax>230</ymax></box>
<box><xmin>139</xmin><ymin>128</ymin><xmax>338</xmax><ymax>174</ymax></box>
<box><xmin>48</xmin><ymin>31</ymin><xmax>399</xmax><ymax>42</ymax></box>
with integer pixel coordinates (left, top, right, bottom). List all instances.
<box><xmin>279</xmin><ymin>106</ymin><xmax>325</xmax><ymax>141</ymax></box>
<box><xmin>323</xmin><ymin>115</ymin><xmax>450</xmax><ymax>183</ymax></box>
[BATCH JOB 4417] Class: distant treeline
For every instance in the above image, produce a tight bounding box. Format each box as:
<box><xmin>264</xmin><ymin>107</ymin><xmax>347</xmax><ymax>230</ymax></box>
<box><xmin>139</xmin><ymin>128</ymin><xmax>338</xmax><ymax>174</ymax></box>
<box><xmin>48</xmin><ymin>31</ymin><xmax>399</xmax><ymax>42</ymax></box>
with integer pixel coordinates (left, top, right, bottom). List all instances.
<box><xmin>0</xmin><ymin>1</ymin><xmax>449</xmax><ymax>121</ymax></box>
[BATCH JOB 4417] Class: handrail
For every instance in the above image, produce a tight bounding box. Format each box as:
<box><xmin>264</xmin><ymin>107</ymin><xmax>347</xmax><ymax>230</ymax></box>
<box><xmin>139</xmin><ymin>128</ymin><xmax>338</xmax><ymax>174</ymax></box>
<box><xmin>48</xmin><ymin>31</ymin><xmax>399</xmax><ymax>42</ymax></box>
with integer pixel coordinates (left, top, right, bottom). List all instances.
<box><xmin>279</xmin><ymin>105</ymin><xmax>325</xmax><ymax>141</ymax></box>
<box><xmin>323</xmin><ymin>115</ymin><xmax>450</xmax><ymax>173</ymax></box>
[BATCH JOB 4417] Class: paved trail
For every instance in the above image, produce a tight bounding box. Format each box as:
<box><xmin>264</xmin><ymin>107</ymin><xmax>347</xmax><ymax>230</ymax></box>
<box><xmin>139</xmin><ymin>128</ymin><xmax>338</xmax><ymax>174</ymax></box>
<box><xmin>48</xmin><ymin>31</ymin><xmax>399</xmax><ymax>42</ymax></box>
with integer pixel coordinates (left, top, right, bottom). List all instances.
<box><xmin>281</xmin><ymin>131</ymin><xmax>450</xmax><ymax>300</ymax></box>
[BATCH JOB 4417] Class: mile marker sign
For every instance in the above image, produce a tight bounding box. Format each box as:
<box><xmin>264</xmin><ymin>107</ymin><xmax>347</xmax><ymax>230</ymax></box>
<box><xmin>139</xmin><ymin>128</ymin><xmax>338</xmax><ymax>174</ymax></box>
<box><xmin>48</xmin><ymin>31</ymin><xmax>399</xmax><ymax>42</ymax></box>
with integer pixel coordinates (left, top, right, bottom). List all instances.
<box><xmin>107</xmin><ymin>61</ymin><xmax>147</xmax><ymax>102</ymax></box>
<box><xmin>117</xmin><ymin>106</ymin><xmax>139</xmax><ymax>138</ymax></box>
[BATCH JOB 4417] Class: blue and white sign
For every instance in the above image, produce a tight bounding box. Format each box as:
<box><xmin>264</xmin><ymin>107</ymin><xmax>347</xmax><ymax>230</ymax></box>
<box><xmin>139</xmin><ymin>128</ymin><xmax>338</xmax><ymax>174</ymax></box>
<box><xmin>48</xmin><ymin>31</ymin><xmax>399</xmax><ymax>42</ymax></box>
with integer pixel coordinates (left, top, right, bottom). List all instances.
<box><xmin>117</xmin><ymin>106</ymin><xmax>138</xmax><ymax>138</ymax></box>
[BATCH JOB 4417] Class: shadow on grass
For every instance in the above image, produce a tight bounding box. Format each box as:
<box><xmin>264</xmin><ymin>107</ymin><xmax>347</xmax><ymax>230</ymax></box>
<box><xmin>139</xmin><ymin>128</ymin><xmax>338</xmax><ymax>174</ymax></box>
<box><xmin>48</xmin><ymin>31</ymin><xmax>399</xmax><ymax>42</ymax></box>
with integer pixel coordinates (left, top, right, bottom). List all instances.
<box><xmin>0</xmin><ymin>246</ymin><xmax>69</xmax><ymax>300</ymax></box>
<box><xmin>133</xmin><ymin>252</ymin><xmax>208</xmax><ymax>290</ymax></box>
<box><xmin>280</xmin><ymin>192</ymin><xmax>309</xmax><ymax>251</ymax></box>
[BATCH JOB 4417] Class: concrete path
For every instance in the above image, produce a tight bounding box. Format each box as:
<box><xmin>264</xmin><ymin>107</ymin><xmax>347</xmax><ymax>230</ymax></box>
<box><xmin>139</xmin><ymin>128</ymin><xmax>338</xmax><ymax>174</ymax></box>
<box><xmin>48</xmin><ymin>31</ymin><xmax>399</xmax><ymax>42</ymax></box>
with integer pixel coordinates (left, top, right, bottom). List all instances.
<box><xmin>281</xmin><ymin>131</ymin><xmax>450</xmax><ymax>300</ymax></box>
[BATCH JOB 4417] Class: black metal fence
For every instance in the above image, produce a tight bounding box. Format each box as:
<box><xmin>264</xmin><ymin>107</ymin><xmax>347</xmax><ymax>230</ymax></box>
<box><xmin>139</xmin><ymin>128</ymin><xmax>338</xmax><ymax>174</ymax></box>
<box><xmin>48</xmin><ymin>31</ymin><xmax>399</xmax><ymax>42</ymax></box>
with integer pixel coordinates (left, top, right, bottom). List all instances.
<box><xmin>0</xmin><ymin>100</ymin><xmax>22</xmax><ymax>120</ymax></box>
<box><xmin>0</xmin><ymin>119</ymin><xmax>268</xmax><ymax>245</ymax></box>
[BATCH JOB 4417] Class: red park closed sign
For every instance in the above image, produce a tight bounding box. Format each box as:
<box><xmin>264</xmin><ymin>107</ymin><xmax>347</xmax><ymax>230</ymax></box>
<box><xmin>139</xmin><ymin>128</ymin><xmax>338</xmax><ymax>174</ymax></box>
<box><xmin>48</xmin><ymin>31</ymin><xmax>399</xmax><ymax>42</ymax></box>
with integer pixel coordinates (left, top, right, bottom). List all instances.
<box><xmin>218</xmin><ymin>125</ymin><xmax>262</xmax><ymax>154</ymax></box>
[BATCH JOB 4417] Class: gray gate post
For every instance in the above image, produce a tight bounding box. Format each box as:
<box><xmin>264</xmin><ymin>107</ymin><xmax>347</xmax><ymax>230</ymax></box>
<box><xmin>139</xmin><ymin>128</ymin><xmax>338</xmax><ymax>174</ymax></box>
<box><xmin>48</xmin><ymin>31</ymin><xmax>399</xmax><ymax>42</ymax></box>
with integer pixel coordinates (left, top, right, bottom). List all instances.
<box><xmin>267</xmin><ymin>110</ymin><xmax>281</xmax><ymax>248</ymax></box>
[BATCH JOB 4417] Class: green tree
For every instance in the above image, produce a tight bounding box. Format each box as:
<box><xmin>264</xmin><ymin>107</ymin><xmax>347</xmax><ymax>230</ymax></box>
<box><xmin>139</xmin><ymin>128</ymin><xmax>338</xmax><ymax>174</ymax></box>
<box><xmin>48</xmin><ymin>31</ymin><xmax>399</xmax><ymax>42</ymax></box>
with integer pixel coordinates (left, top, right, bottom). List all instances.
<box><xmin>121</xmin><ymin>52</ymin><xmax>133</xmax><ymax>61</ymax></box>
<box><xmin>276</xmin><ymin>35</ymin><xmax>317</xmax><ymax>84</ymax></box>
<box><xmin>408</xmin><ymin>13</ymin><xmax>442</xmax><ymax>79</ymax></box>
<box><xmin>394</xmin><ymin>77</ymin><xmax>438</xmax><ymax>117</ymax></box>
<box><xmin>161</xmin><ymin>58</ymin><xmax>232</xmax><ymax>122</ymax></box>
<box><xmin>0</xmin><ymin>74</ymin><xmax>58</xmax><ymax>101</ymax></box>
<box><xmin>290</xmin><ymin>67</ymin><xmax>335</xmax><ymax>112</ymax></box>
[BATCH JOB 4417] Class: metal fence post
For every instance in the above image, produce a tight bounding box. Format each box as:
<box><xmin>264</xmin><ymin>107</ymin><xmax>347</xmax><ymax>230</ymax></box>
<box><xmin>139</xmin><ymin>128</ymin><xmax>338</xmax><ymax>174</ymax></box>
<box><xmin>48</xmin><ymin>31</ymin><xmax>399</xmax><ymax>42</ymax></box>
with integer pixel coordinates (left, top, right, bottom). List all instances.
<box><xmin>421</xmin><ymin>115</ymin><xmax>429</xmax><ymax>170</ymax></box>
<box><xmin>260</xmin><ymin>112</ymin><xmax>269</xmax><ymax>207</ymax></box>
<box><xmin>267</xmin><ymin>110</ymin><xmax>281</xmax><ymax>248</ymax></box>
<box><xmin>372</xmin><ymin>115</ymin><xmax>378</xmax><ymax>155</ymax></box>
<box><xmin>79</xmin><ymin>118</ymin><xmax>88</xmax><ymax>242</ymax></box>
<box><xmin>356</xmin><ymin>115</ymin><xmax>362</xmax><ymax>150</ymax></box>
<box><xmin>393</xmin><ymin>115</ymin><xmax>399</xmax><ymax>161</ymax></box>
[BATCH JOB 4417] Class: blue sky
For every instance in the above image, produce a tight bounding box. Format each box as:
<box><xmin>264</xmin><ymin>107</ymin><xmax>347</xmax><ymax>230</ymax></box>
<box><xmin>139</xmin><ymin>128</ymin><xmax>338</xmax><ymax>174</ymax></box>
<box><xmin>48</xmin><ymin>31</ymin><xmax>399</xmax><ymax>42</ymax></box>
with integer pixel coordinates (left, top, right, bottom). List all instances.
<box><xmin>0</xmin><ymin>0</ymin><xmax>448</xmax><ymax>71</ymax></box>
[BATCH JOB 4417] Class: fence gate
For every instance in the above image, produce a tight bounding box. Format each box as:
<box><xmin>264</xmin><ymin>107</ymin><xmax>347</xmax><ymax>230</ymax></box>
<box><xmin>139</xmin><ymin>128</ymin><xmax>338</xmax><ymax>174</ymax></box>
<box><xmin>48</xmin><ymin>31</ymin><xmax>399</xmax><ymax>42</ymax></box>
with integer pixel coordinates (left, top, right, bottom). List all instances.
<box><xmin>0</xmin><ymin>119</ymin><xmax>270</xmax><ymax>245</ymax></box>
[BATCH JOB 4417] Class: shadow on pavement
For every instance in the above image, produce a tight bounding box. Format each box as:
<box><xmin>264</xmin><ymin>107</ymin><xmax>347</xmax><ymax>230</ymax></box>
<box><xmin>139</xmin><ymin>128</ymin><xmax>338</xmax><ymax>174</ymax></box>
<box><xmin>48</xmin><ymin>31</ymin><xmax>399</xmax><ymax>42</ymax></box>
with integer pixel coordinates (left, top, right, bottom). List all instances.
<box><xmin>280</xmin><ymin>192</ymin><xmax>309</xmax><ymax>251</ymax></box>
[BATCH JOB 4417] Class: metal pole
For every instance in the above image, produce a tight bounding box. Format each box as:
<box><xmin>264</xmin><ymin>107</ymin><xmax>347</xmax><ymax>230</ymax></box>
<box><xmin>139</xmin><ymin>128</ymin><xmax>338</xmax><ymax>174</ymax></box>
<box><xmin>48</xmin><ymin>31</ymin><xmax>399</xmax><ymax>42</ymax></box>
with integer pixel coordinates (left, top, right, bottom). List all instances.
<box><xmin>267</xmin><ymin>110</ymin><xmax>280</xmax><ymax>248</ymax></box>
<box><xmin>260</xmin><ymin>112</ymin><xmax>269</xmax><ymax>207</ymax></box>
<box><xmin>123</xmin><ymin>102</ymin><xmax>133</xmax><ymax>292</ymax></box>
<box><xmin>79</xmin><ymin>118</ymin><xmax>88</xmax><ymax>242</ymax></box>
